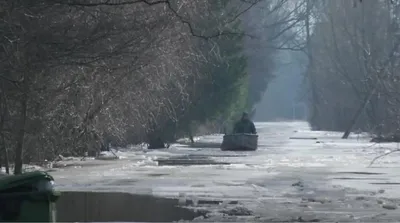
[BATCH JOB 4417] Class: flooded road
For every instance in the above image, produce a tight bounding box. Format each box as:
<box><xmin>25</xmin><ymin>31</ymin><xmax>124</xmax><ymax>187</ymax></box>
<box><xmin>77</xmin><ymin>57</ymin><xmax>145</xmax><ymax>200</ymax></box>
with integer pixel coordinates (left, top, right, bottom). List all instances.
<box><xmin>52</xmin><ymin>122</ymin><xmax>400</xmax><ymax>222</ymax></box>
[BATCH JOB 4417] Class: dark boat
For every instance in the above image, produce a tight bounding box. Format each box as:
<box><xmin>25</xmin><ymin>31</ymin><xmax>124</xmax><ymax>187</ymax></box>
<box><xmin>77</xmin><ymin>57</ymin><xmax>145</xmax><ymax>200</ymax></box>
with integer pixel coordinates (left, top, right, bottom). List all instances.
<box><xmin>220</xmin><ymin>133</ymin><xmax>258</xmax><ymax>151</ymax></box>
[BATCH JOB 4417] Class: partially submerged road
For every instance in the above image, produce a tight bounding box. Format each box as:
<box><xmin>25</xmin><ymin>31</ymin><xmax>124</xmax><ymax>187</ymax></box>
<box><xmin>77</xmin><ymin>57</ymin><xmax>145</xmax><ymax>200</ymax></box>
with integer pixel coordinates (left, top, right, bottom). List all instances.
<box><xmin>52</xmin><ymin>122</ymin><xmax>400</xmax><ymax>222</ymax></box>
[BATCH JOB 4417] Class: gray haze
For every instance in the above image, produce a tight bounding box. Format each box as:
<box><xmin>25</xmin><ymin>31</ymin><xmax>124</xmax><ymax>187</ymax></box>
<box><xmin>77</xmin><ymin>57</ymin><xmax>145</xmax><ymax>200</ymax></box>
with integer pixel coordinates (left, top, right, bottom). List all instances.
<box><xmin>254</xmin><ymin>51</ymin><xmax>308</xmax><ymax>122</ymax></box>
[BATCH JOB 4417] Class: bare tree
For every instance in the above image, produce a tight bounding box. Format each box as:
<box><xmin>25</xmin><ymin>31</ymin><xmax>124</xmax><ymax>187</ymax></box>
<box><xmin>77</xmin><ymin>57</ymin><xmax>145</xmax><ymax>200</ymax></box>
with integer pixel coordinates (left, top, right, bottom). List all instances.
<box><xmin>303</xmin><ymin>0</ymin><xmax>400</xmax><ymax>136</ymax></box>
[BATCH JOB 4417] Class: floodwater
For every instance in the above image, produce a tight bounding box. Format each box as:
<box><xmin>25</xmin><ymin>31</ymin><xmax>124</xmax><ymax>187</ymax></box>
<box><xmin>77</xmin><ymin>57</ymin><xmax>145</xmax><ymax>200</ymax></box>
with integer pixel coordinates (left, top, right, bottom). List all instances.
<box><xmin>51</xmin><ymin>121</ymin><xmax>400</xmax><ymax>222</ymax></box>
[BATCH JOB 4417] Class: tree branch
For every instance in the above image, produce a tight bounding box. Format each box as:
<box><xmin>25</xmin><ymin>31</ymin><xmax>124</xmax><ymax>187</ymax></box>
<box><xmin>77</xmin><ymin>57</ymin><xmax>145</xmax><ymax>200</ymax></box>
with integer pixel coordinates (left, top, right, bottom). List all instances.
<box><xmin>369</xmin><ymin>148</ymin><xmax>400</xmax><ymax>167</ymax></box>
<box><xmin>59</xmin><ymin>0</ymin><xmax>167</xmax><ymax>7</ymax></box>
<box><xmin>58</xmin><ymin>0</ymin><xmax>258</xmax><ymax>39</ymax></box>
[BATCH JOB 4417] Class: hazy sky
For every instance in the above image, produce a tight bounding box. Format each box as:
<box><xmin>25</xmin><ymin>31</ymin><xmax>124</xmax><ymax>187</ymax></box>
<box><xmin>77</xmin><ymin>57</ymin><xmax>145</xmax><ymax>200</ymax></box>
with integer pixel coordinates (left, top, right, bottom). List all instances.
<box><xmin>253</xmin><ymin>50</ymin><xmax>307</xmax><ymax>121</ymax></box>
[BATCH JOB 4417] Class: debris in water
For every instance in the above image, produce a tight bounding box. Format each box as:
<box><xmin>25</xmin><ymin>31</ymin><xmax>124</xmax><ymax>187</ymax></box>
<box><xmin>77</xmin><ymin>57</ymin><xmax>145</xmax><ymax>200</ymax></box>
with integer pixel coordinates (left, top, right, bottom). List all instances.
<box><xmin>292</xmin><ymin>181</ymin><xmax>304</xmax><ymax>187</ymax></box>
<box><xmin>289</xmin><ymin>137</ymin><xmax>318</xmax><ymax>140</ymax></box>
<box><xmin>296</xmin><ymin>216</ymin><xmax>320</xmax><ymax>222</ymax></box>
<box><xmin>221</xmin><ymin>206</ymin><xmax>253</xmax><ymax>216</ymax></box>
<box><xmin>382</xmin><ymin>204</ymin><xmax>397</xmax><ymax>210</ymax></box>
<box><xmin>336</xmin><ymin>171</ymin><xmax>384</xmax><ymax>175</ymax></box>
<box><xmin>355</xmin><ymin>196</ymin><xmax>365</xmax><ymax>201</ymax></box>
<box><xmin>156</xmin><ymin>156</ymin><xmax>230</xmax><ymax>166</ymax></box>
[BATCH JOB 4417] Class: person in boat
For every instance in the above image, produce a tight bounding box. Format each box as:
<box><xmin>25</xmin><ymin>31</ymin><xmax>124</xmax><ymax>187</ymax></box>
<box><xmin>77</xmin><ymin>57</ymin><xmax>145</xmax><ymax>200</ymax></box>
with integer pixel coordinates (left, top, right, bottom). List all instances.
<box><xmin>233</xmin><ymin>112</ymin><xmax>257</xmax><ymax>134</ymax></box>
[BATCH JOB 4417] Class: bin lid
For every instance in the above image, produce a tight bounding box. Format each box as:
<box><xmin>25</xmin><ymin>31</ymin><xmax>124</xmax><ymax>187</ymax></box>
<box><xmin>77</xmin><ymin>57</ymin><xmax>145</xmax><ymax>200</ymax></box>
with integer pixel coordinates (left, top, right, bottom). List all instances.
<box><xmin>0</xmin><ymin>171</ymin><xmax>54</xmax><ymax>192</ymax></box>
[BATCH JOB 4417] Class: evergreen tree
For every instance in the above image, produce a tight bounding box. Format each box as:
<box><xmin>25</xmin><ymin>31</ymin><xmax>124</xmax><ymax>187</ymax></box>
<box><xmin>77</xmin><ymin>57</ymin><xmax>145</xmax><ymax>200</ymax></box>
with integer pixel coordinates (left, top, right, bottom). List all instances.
<box><xmin>178</xmin><ymin>0</ymin><xmax>250</xmax><ymax>135</ymax></box>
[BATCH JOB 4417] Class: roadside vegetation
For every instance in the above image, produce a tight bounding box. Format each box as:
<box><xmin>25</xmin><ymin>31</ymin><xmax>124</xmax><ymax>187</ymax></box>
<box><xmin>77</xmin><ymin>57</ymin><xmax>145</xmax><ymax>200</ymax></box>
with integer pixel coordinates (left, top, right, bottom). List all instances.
<box><xmin>2</xmin><ymin>0</ymin><xmax>396</xmax><ymax>174</ymax></box>
<box><xmin>0</xmin><ymin>0</ymin><xmax>304</xmax><ymax>174</ymax></box>
<box><xmin>302</xmin><ymin>0</ymin><xmax>400</xmax><ymax>139</ymax></box>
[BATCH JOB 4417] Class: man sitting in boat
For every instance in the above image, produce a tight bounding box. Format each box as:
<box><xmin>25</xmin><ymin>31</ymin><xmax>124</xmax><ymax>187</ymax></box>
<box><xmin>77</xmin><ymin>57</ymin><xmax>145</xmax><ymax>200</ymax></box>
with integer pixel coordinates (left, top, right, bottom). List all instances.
<box><xmin>233</xmin><ymin>112</ymin><xmax>257</xmax><ymax>134</ymax></box>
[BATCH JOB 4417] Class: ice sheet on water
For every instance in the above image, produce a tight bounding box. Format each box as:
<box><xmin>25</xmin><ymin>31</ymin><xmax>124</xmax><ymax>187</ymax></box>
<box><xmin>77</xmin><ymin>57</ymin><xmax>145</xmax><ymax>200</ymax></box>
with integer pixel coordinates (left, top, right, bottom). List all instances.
<box><xmin>144</xmin><ymin>150</ymin><xmax>176</xmax><ymax>156</ymax></box>
<box><xmin>47</xmin><ymin>121</ymin><xmax>400</xmax><ymax>202</ymax></box>
<box><xmin>133</xmin><ymin>158</ymin><xmax>158</xmax><ymax>167</ymax></box>
<box><xmin>176</xmin><ymin>136</ymin><xmax>201</xmax><ymax>143</ymax></box>
<box><xmin>1</xmin><ymin>164</ymin><xmax>46</xmax><ymax>174</ymax></box>
<box><xmin>214</xmin><ymin>164</ymin><xmax>252</xmax><ymax>170</ymax></box>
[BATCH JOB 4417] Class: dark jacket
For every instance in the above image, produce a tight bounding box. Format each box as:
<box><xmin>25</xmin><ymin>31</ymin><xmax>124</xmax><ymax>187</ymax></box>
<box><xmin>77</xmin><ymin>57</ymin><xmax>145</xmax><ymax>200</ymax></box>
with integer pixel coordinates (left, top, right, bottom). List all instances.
<box><xmin>233</xmin><ymin>119</ymin><xmax>256</xmax><ymax>134</ymax></box>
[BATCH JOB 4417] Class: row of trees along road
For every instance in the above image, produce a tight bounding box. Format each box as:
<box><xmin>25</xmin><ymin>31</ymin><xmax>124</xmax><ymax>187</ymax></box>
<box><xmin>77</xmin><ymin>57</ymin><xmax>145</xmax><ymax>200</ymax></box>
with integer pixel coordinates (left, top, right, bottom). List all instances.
<box><xmin>300</xmin><ymin>0</ymin><xmax>400</xmax><ymax>138</ymax></box>
<box><xmin>0</xmin><ymin>0</ymin><xmax>306</xmax><ymax>174</ymax></box>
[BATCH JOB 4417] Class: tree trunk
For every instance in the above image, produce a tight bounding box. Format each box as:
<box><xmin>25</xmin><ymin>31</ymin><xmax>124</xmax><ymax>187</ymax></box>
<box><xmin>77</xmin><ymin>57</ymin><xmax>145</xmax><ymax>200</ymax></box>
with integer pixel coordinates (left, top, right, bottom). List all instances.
<box><xmin>14</xmin><ymin>94</ymin><xmax>27</xmax><ymax>175</ymax></box>
<box><xmin>189</xmin><ymin>132</ymin><xmax>194</xmax><ymax>144</ymax></box>
<box><xmin>1</xmin><ymin>135</ymin><xmax>9</xmax><ymax>174</ymax></box>
<box><xmin>188</xmin><ymin>126</ymin><xmax>194</xmax><ymax>144</ymax></box>
<box><xmin>305</xmin><ymin>0</ymin><xmax>320</xmax><ymax>129</ymax></box>
<box><xmin>0</xmin><ymin>84</ymin><xmax>10</xmax><ymax>174</ymax></box>
<box><xmin>148</xmin><ymin>136</ymin><xmax>166</xmax><ymax>149</ymax></box>
<box><xmin>147</xmin><ymin>128</ymin><xmax>166</xmax><ymax>149</ymax></box>
<box><xmin>342</xmin><ymin>87</ymin><xmax>377</xmax><ymax>139</ymax></box>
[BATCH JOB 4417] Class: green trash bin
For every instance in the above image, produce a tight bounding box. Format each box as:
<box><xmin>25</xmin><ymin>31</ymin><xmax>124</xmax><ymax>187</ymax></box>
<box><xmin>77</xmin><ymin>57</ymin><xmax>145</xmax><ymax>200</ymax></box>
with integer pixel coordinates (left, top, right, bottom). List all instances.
<box><xmin>0</xmin><ymin>171</ymin><xmax>60</xmax><ymax>222</ymax></box>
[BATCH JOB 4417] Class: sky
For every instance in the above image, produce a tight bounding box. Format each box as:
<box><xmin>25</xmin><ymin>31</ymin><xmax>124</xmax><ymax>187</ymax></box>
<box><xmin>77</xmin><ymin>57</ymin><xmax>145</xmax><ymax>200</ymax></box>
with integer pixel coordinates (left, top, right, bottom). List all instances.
<box><xmin>253</xmin><ymin>50</ymin><xmax>308</xmax><ymax>121</ymax></box>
